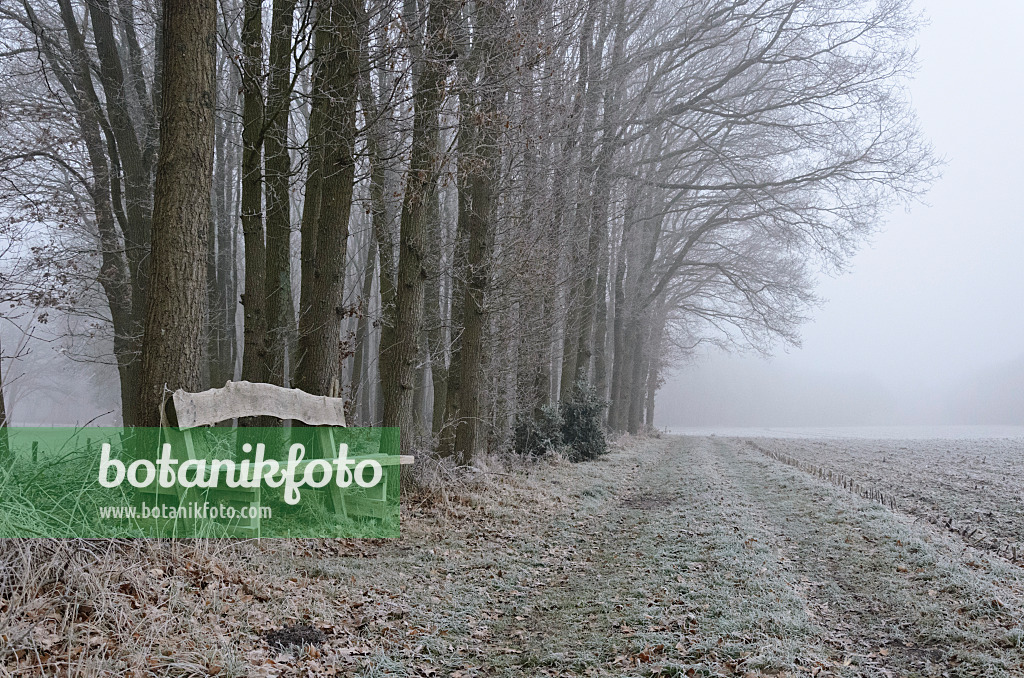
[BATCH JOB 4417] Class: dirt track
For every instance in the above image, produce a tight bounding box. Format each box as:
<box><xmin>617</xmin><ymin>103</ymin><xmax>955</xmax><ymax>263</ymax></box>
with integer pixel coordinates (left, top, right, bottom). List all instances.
<box><xmin>274</xmin><ymin>436</ymin><xmax>1024</xmax><ymax>677</ymax></box>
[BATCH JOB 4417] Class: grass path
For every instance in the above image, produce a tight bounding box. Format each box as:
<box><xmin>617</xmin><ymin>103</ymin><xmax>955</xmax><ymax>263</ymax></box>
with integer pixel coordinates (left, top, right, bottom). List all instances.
<box><xmin>311</xmin><ymin>436</ymin><xmax>1024</xmax><ymax>678</ymax></box>
<box><xmin>18</xmin><ymin>436</ymin><xmax>1019</xmax><ymax>676</ymax></box>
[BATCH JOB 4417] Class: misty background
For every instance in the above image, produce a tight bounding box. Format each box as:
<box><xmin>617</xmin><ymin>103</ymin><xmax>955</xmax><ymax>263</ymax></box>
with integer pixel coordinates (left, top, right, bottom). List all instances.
<box><xmin>656</xmin><ymin>0</ymin><xmax>1024</xmax><ymax>429</ymax></box>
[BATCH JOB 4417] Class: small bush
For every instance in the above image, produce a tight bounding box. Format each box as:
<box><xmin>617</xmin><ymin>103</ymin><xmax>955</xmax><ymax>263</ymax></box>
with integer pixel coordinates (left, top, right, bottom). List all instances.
<box><xmin>514</xmin><ymin>404</ymin><xmax>563</xmax><ymax>457</ymax></box>
<box><xmin>560</xmin><ymin>382</ymin><xmax>607</xmax><ymax>462</ymax></box>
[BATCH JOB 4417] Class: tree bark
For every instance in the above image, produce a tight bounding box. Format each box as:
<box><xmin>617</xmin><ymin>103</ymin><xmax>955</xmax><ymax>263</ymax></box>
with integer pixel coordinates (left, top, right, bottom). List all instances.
<box><xmin>351</xmin><ymin>234</ymin><xmax>377</xmax><ymax>423</ymax></box>
<box><xmin>354</xmin><ymin>12</ymin><xmax>395</xmax><ymax>424</ymax></box>
<box><xmin>437</xmin><ymin>87</ymin><xmax>474</xmax><ymax>449</ymax></box>
<box><xmin>453</xmin><ymin>1</ymin><xmax>503</xmax><ymax>463</ymax></box>
<box><xmin>608</xmin><ymin>207</ymin><xmax>632</xmax><ymax>430</ymax></box>
<box><xmin>265</xmin><ymin>0</ymin><xmax>298</xmax><ymax>387</ymax></box>
<box><xmin>87</xmin><ymin>0</ymin><xmax>155</xmax><ymax>395</ymax></box>
<box><xmin>625</xmin><ymin>315</ymin><xmax>647</xmax><ymax>434</ymax></box>
<box><xmin>239</xmin><ymin>0</ymin><xmax>270</xmax><ymax>385</ymax></box>
<box><xmin>380</xmin><ymin>0</ymin><xmax>459</xmax><ymax>452</ymax></box>
<box><xmin>557</xmin><ymin>5</ymin><xmax>598</xmax><ymax>402</ymax></box>
<box><xmin>644</xmin><ymin>306</ymin><xmax>666</xmax><ymax>429</ymax></box>
<box><xmin>208</xmin><ymin>60</ymin><xmax>237</xmax><ymax>388</ymax></box>
<box><xmin>138</xmin><ymin>0</ymin><xmax>216</xmax><ymax>427</ymax></box>
<box><xmin>423</xmin><ymin>172</ymin><xmax>444</xmax><ymax>434</ymax></box>
<box><xmin>294</xmin><ymin>0</ymin><xmax>363</xmax><ymax>396</ymax></box>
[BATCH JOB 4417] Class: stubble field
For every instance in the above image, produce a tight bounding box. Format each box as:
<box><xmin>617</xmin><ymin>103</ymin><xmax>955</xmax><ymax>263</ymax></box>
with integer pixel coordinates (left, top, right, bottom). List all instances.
<box><xmin>744</xmin><ymin>436</ymin><xmax>1024</xmax><ymax>560</ymax></box>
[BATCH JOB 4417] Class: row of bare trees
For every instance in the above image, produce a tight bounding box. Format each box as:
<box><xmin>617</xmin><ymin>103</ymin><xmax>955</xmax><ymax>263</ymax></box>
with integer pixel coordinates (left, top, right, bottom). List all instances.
<box><xmin>0</xmin><ymin>0</ymin><xmax>934</xmax><ymax>458</ymax></box>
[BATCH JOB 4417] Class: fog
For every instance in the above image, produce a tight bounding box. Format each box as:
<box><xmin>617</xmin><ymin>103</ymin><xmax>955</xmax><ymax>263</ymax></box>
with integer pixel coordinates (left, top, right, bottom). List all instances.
<box><xmin>656</xmin><ymin>0</ymin><xmax>1024</xmax><ymax>429</ymax></box>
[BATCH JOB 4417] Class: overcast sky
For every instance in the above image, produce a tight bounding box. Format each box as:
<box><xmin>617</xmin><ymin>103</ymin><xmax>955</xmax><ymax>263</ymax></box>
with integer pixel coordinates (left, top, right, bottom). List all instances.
<box><xmin>657</xmin><ymin>0</ymin><xmax>1024</xmax><ymax>428</ymax></box>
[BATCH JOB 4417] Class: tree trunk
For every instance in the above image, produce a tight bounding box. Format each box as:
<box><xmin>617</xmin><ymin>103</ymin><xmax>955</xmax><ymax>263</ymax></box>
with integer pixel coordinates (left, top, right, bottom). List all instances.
<box><xmin>265</xmin><ymin>0</ymin><xmax>298</xmax><ymax>387</ymax></box>
<box><xmin>239</xmin><ymin>0</ymin><xmax>270</xmax><ymax>385</ymax></box>
<box><xmin>380</xmin><ymin>0</ymin><xmax>458</xmax><ymax>453</ymax></box>
<box><xmin>355</xmin><ymin>24</ymin><xmax>396</xmax><ymax>423</ymax></box>
<box><xmin>138</xmin><ymin>0</ymin><xmax>216</xmax><ymax>427</ymax></box>
<box><xmin>50</xmin><ymin>0</ymin><xmax>141</xmax><ymax>425</ymax></box>
<box><xmin>574</xmin><ymin>0</ymin><xmax>626</xmax><ymax>390</ymax></box>
<box><xmin>515</xmin><ymin>0</ymin><xmax>548</xmax><ymax>422</ymax></box>
<box><xmin>351</xmin><ymin>234</ymin><xmax>377</xmax><ymax>424</ymax></box>
<box><xmin>294</xmin><ymin>0</ymin><xmax>363</xmax><ymax>397</ymax></box>
<box><xmin>608</xmin><ymin>222</ymin><xmax>629</xmax><ymax>430</ymax></box>
<box><xmin>367</xmin><ymin>116</ymin><xmax>396</xmax><ymax>424</ymax></box>
<box><xmin>556</xmin><ymin>5</ymin><xmax>598</xmax><ymax>403</ymax></box>
<box><xmin>86</xmin><ymin>0</ymin><xmax>155</xmax><ymax>411</ymax></box>
<box><xmin>423</xmin><ymin>171</ymin><xmax>444</xmax><ymax>434</ymax></box>
<box><xmin>453</xmin><ymin>2</ymin><xmax>502</xmax><ymax>463</ymax></box>
<box><xmin>593</xmin><ymin>235</ymin><xmax>610</xmax><ymax>402</ymax></box>
<box><xmin>437</xmin><ymin>87</ymin><xmax>474</xmax><ymax>448</ymax></box>
<box><xmin>625</xmin><ymin>316</ymin><xmax>647</xmax><ymax>434</ymax></box>
<box><xmin>209</xmin><ymin>64</ymin><xmax>236</xmax><ymax>388</ymax></box>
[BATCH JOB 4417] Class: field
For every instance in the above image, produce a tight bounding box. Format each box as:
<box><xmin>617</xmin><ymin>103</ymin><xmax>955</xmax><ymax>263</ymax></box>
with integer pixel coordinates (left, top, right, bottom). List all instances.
<box><xmin>1</xmin><ymin>435</ymin><xmax>1022</xmax><ymax>677</ymax></box>
<box><xmin>745</xmin><ymin>436</ymin><xmax>1024</xmax><ymax>559</ymax></box>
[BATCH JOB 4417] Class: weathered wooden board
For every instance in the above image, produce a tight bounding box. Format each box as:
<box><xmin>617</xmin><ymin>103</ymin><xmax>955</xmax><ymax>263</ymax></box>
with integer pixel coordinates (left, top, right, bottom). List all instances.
<box><xmin>170</xmin><ymin>380</ymin><xmax>348</xmax><ymax>428</ymax></box>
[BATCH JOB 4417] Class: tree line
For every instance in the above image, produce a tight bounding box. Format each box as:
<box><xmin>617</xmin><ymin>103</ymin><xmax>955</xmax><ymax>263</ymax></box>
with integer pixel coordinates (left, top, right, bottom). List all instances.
<box><xmin>0</xmin><ymin>0</ymin><xmax>934</xmax><ymax>459</ymax></box>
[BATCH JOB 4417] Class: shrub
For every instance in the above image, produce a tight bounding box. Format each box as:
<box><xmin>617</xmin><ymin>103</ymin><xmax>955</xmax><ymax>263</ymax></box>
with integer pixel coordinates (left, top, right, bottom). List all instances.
<box><xmin>560</xmin><ymin>382</ymin><xmax>607</xmax><ymax>462</ymax></box>
<box><xmin>514</xmin><ymin>404</ymin><xmax>563</xmax><ymax>457</ymax></box>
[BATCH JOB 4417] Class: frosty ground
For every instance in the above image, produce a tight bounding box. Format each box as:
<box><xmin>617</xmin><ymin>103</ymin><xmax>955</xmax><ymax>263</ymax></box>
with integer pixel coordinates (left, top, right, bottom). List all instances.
<box><xmin>3</xmin><ymin>435</ymin><xmax>1023</xmax><ymax>677</ymax></box>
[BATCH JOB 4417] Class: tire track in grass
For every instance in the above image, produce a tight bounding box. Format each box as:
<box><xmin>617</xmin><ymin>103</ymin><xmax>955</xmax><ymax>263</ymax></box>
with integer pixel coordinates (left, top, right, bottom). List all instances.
<box><xmin>480</xmin><ymin>437</ymin><xmax>846</xmax><ymax>677</ymax></box>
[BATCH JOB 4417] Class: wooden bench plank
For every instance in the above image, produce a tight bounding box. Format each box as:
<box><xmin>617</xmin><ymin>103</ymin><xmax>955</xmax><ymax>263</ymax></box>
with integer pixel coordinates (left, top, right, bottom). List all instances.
<box><xmin>171</xmin><ymin>381</ymin><xmax>348</xmax><ymax>428</ymax></box>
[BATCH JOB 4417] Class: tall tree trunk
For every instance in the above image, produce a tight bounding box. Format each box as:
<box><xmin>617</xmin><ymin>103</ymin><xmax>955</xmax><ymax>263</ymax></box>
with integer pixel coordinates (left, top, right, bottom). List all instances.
<box><xmin>556</xmin><ymin>5</ymin><xmax>598</xmax><ymax>402</ymax></box>
<box><xmin>365</xmin><ymin>111</ymin><xmax>396</xmax><ymax>424</ymax></box>
<box><xmin>644</xmin><ymin>307</ymin><xmax>666</xmax><ymax>429</ymax></box>
<box><xmin>437</xmin><ymin>87</ymin><xmax>474</xmax><ymax>448</ymax></box>
<box><xmin>608</xmin><ymin>208</ymin><xmax>631</xmax><ymax>430</ymax></box>
<box><xmin>138</xmin><ymin>0</ymin><xmax>216</xmax><ymax>426</ymax></box>
<box><xmin>239</xmin><ymin>0</ymin><xmax>270</xmax><ymax>385</ymax></box>
<box><xmin>453</xmin><ymin>1</ymin><xmax>503</xmax><ymax>463</ymax></box>
<box><xmin>380</xmin><ymin>0</ymin><xmax>458</xmax><ymax>452</ymax></box>
<box><xmin>265</xmin><ymin>0</ymin><xmax>297</xmax><ymax>387</ymax></box>
<box><xmin>360</xmin><ymin>261</ymin><xmax>380</xmax><ymax>425</ymax></box>
<box><xmin>351</xmin><ymin>234</ymin><xmax>377</xmax><ymax>423</ymax></box>
<box><xmin>355</xmin><ymin>20</ymin><xmax>395</xmax><ymax>422</ymax></box>
<box><xmin>625</xmin><ymin>314</ymin><xmax>647</xmax><ymax>434</ymax></box>
<box><xmin>294</xmin><ymin>0</ymin><xmax>363</xmax><ymax>397</ymax></box>
<box><xmin>423</xmin><ymin>173</ymin><xmax>444</xmax><ymax>434</ymax></box>
<box><xmin>593</xmin><ymin>234</ymin><xmax>610</xmax><ymax>401</ymax></box>
<box><xmin>574</xmin><ymin>0</ymin><xmax>626</xmax><ymax>390</ymax></box>
<box><xmin>515</xmin><ymin>0</ymin><xmax>548</xmax><ymax>422</ymax></box>
<box><xmin>209</xmin><ymin>65</ymin><xmax>236</xmax><ymax>388</ymax></box>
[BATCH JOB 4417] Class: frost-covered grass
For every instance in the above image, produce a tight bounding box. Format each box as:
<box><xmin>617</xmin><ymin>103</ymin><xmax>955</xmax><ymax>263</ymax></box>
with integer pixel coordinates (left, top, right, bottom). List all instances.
<box><xmin>1</xmin><ymin>436</ymin><xmax>1022</xmax><ymax>676</ymax></box>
